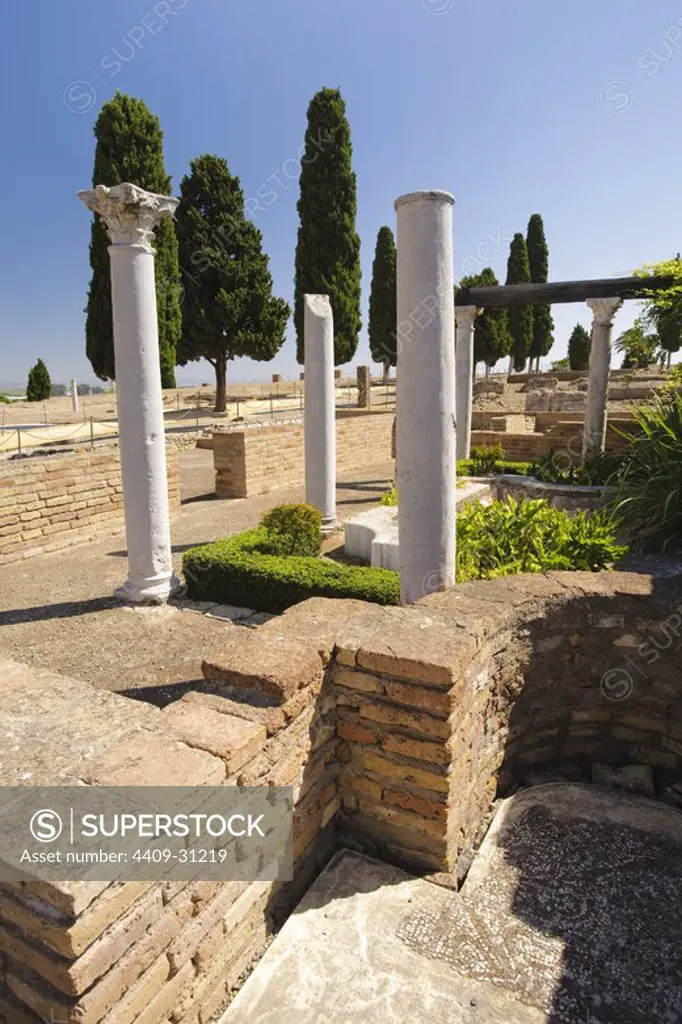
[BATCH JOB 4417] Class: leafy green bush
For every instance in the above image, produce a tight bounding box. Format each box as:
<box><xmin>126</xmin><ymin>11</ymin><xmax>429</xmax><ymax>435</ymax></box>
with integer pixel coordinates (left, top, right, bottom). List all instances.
<box><xmin>183</xmin><ymin>528</ymin><xmax>400</xmax><ymax>613</ymax></box>
<box><xmin>260</xmin><ymin>503</ymin><xmax>321</xmax><ymax>556</ymax></box>
<box><xmin>531</xmin><ymin>450</ymin><xmax>621</xmax><ymax>486</ymax></box>
<box><xmin>456</xmin><ymin>498</ymin><xmax>626</xmax><ymax>582</ymax></box>
<box><xmin>470</xmin><ymin>442</ymin><xmax>504</xmax><ymax>475</ymax></box>
<box><xmin>379</xmin><ymin>486</ymin><xmax>399</xmax><ymax>507</ymax></box>
<box><xmin>612</xmin><ymin>390</ymin><xmax>682</xmax><ymax>550</ymax></box>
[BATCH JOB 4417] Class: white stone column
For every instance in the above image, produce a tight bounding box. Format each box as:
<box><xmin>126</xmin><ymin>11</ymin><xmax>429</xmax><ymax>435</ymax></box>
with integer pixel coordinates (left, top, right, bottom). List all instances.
<box><xmin>304</xmin><ymin>294</ymin><xmax>336</xmax><ymax>532</ymax></box>
<box><xmin>582</xmin><ymin>297</ymin><xmax>623</xmax><ymax>463</ymax></box>
<box><xmin>455</xmin><ymin>305</ymin><xmax>479</xmax><ymax>462</ymax></box>
<box><xmin>395</xmin><ymin>190</ymin><xmax>456</xmax><ymax>605</ymax></box>
<box><xmin>70</xmin><ymin>379</ymin><xmax>79</xmax><ymax>413</ymax></box>
<box><xmin>78</xmin><ymin>183</ymin><xmax>178</xmax><ymax>602</ymax></box>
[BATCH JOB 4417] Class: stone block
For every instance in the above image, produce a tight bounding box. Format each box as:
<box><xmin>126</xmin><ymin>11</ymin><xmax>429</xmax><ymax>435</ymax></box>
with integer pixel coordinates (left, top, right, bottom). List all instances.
<box><xmin>80</xmin><ymin>732</ymin><xmax>225</xmax><ymax>787</ymax></box>
<box><xmin>591</xmin><ymin>762</ymin><xmax>655</xmax><ymax>795</ymax></box>
<box><xmin>160</xmin><ymin>702</ymin><xmax>265</xmax><ymax>773</ymax></box>
<box><xmin>202</xmin><ymin>634</ymin><xmax>322</xmax><ymax>704</ymax></box>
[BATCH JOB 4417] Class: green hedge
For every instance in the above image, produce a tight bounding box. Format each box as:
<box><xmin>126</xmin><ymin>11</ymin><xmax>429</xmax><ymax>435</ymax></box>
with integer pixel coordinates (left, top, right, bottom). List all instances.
<box><xmin>456</xmin><ymin>459</ymin><xmax>532</xmax><ymax>477</ymax></box>
<box><xmin>183</xmin><ymin>527</ymin><xmax>400</xmax><ymax>613</ymax></box>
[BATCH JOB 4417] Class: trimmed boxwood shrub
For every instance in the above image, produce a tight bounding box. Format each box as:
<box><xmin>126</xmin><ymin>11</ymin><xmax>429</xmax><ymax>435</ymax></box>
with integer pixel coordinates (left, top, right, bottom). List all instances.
<box><xmin>183</xmin><ymin>528</ymin><xmax>400</xmax><ymax>613</ymax></box>
<box><xmin>457</xmin><ymin>458</ymin><xmax>533</xmax><ymax>478</ymax></box>
<box><xmin>260</xmin><ymin>503</ymin><xmax>321</xmax><ymax>556</ymax></box>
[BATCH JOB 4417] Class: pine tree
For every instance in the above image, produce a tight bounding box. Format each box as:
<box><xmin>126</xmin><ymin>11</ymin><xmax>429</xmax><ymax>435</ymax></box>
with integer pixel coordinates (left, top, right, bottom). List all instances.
<box><xmin>175</xmin><ymin>154</ymin><xmax>290</xmax><ymax>413</ymax></box>
<box><xmin>506</xmin><ymin>233</ymin><xmax>534</xmax><ymax>372</ymax></box>
<box><xmin>568</xmin><ymin>323</ymin><xmax>591</xmax><ymax>371</ymax></box>
<box><xmin>457</xmin><ymin>268</ymin><xmax>511</xmax><ymax>372</ymax></box>
<box><xmin>294</xmin><ymin>88</ymin><xmax>361</xmax><ymax>365</ymax></box>
<box><xmin>85</xmin><ymin>93</ymin><xmax>181</xmax><ymax>387</ymax></box>
<box><xmin>526</xmin><ymin>213</ymin><xmax>554</xmax><ymax>370</ymax></box>
<box><xmin>26</xmin><ymin>359</ymin><xmax>51</xmax><ymax>402</ymax></box>
<box><xmin>368</xmin><ymin>226</ymin><xmax>397</xmax><ymax>380</ymax></box>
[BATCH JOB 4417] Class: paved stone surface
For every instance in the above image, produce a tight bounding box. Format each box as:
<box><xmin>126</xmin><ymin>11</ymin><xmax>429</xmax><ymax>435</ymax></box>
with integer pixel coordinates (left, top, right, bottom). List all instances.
<box><xmin>223</xmin><ymin>784</ymin><xmax>682</xmax><ymax>1023</ymax></box>
<box><xmin>0</xmin><ymin>450</ymin><xmax>394</xmax><ymax>695</ymax></box>
<box><xmin>222</xmin><ymin>850</ymin><xmax>542</xmax><ymax>1024</ymax></box>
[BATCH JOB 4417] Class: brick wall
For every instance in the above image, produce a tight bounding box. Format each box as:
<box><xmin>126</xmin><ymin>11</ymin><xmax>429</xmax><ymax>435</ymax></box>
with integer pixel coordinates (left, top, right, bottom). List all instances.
<box><xmin>3</xmin><ymin>573</ymin><xmax>680</xmax><ymax>1023</ymax></box>
<box><xmin>213</xmin><ymin>411</ymin><xmax>394</xmax><ymax>498</ymax></box>
<box><xmin>471</xmin><ymin>418</ymin><xmax>636</xmax><ymax>463</ymax></box>
<box><xmin>0</xmin><ymin>448</ymin><xmax>180</xmax><ymax>566</ymax></box>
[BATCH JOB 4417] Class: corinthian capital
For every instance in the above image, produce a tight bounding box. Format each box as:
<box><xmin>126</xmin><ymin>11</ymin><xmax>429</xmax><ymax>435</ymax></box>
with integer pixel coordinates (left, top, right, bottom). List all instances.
<box><xmin>455</xmin><ymin>305</ymin><xmax>480</xmax><ymax>331</ymax></box>
<box><xmin>586</xmin><ymin>296</ymin><xmax>623</xmax><ymax>325</ymax></box>
<box><xmin>77</xmin><ymin>183</ymin><xmax>178</xmax><ymax>248</ymax></box>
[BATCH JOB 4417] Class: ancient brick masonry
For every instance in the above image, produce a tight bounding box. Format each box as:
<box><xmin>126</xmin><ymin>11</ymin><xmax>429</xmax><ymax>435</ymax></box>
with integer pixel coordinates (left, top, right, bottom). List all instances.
<box><xmin>213</xmin><ymin>410</ymin><xmax>394</xmax><ymax>498</ymax></box>
<box><xmin>0</xmin><ymin>449</ymin><xmax>180</xmax><ymax>566</ymax></box>
<box><xmin>2</xmin><ymin>572</ymin><xmax>681</xmax><ymax>1024</ymax></box>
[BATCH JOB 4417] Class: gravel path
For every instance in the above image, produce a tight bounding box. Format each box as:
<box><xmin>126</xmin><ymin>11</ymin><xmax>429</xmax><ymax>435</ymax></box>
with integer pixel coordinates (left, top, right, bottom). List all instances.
<box><xmin>0</xmin><ymin>449</ymin><xmax>394</xmax><ymax>695</ymax></box>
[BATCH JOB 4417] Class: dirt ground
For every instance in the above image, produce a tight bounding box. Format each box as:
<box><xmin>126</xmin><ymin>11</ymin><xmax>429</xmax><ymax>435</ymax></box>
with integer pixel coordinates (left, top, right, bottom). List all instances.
<box><xmin>0</xmin><ymin>449</ymin><xmax>394</xmax><ymax>699</ymax></box>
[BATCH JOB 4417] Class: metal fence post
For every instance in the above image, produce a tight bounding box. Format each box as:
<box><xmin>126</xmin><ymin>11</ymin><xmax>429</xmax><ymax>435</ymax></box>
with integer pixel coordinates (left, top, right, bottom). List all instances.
<box><xmin>90</xmin><ymin>417</ymin><xmax>94</xmax><ymax>448</ymax></box>
<box><xmin>17</xmin><ymin>428</ymin><xmax>21</xmax><ymax>455</ymax></box>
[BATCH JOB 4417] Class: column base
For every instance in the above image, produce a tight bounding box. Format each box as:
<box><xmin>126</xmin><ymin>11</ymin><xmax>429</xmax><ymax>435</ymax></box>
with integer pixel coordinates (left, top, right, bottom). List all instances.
<box><xmin>115</xmin><ymin>574</ymin><xmax>181</xmax><ymax>605</ymax></box>
<box><xmin>321</xmin><ymin>515</ymin><xmax>338</xmax><ymax>536</ymax></box>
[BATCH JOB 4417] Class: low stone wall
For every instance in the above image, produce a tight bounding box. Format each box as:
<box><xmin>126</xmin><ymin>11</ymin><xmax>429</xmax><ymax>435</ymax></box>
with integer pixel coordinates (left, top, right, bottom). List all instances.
<box><xmin>3</xmin><ymin>572</ymin><xmax>680</xmax><ymax>1023</ymax></box>
<box><xmin>213</xmin><ymin>411</ymin><xmax>394</xmax><ymax>498</ymax></box>
<box><xmin>0</xmin><ymin>448</ymin><xmax>180</xmax><ymax>566</ymax></box>
<box><xmin>492</xmin><ymin>475</ymin><xmax>610</xmax><ymax>511</ymax></box>
<box><xmin>471</xmin><ymin>419</ymin><xmax>635</xmax><ymax>463</ymax></box>
<box><xmin>0</xmin><ymin>597</ymin><xmax>348</xmax><ymax>1024</ymax></box>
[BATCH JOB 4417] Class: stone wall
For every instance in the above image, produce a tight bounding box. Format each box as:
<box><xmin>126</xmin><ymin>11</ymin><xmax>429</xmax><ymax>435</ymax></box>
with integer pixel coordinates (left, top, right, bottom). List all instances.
<box><xmin>213</xmin><ymin>411</ymin><xmax>394</xmax><ymax>498</ymax></box>
<box><xmin>471</xmin><ymin>419</ymin><xmax>635</xmax><ymax>463</ymax></box>
<box><xmin>0</xmin><ymin>596</ymin><xmax>346</xmax><ymax>1024</ymax></box>
<box><xmin>2</xmin><ymin>572</ymin><xmax>681</xmax><ymax>1023</ymax></box>
<box><xmin>0</xmin><ymin>448</ymin><xmax>180</xmax><ymax>566</ymax></box>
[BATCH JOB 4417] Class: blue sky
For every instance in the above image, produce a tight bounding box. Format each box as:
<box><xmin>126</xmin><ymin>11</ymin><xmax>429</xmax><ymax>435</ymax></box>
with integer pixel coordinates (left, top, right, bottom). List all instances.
<box><xmin>1</xmin><ymin>0</ymin><xmax>681</xmax><ymax>386</ymax></box>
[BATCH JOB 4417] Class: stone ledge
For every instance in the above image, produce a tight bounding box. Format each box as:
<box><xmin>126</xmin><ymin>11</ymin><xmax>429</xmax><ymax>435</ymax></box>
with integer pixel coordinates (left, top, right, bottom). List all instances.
<box><xmin>202</xmin><ymin>633</ymin><xmax>324</xmax><ymax>705</ymax></box>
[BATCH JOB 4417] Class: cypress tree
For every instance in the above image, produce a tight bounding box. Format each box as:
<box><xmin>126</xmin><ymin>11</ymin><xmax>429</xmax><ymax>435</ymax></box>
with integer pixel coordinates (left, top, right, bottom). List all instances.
<box><xmin>368</xmin><ymin>226</ymin><xmax>397</xmax><ymax>380</ymax></box>
<box><xmin>526</xmin><ymin>213</ymin><xmax>554</xmax><ymax>370</ymax></box>
<box><xmin>175</xmin><ymin>154</ymin><xmax>290</xmax><ymax>413</ymax></box>
<box><xmin>568</xmin><ymin>323</ymin><xmax>591</xmax><ymax>370</ymax></box>
<box><xmin>26</xmin><ymin>359</ymin><xmax>51</xmax><ymax>402</ymax></box>
<box><xmin>294</xmin><ymin>88</ymin><xmax>361</xmax><ymax>365</ymax></box>
<box><xmin>85</xmin><ymin>93</ymin><xmax>181</xmax><ymax>386</ymax></box>
<box><xmin>457</xmin><ymin>268</ymin><xmax>511</xmax><ymax>372</ymax></box>
<box><xmin>505</xmin><ymin>233</ymin><xmax>534</xmax><ymax>372</ymax></box>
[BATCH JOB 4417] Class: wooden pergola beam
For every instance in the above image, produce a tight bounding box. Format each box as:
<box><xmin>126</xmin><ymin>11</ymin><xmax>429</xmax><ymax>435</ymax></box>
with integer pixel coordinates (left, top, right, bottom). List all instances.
<box><xmin>455</xmin><ymin>275</ymin><xmax>676</xmax><ymax>309</ymax></box>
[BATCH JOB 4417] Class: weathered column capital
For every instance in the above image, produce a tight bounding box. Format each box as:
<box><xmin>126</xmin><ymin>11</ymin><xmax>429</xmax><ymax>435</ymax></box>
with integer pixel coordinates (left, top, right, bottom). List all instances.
<box><xmin>455</xmin><ymin>305</ymin><xmax>480</xmax><ymax>330</ymax></box>
<box><xmin>77</xmin><ymin>183</ymin><xmax>178</xmax><ymax>249</ymax></box>
<box><xmin>586</xmin><ymin>297</ymin><xmax>623</xmax><ymax>325</ymax></box>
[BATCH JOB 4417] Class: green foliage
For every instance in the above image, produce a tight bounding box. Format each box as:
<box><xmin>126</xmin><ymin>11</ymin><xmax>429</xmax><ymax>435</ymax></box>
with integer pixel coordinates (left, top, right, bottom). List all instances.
<box><xmin>615</xmin><ymin>324</ymin><xmax>659</xmax><ymax>369</ymax></box>
<box><xmin>85</xmin><ymin>93</ymin><xmax>181</xmax><ymax>386</ymax></box>
<box><xmin>175</xmin><ymin>155</ymin><xmax>290</xmax><ymax>412</ymax></box>
<box><xmin>526</xmin><ymin>214</ymin><xmax>554</xmax><ymax>366</ymax></box>
<box><xmin>612</xmin><ymin>390</ymin><xmax>682</xmax><ymax>550</ymax></box>
<box><xmin>456</xmin><ymin>498</ymin><xmax>626</xmax><ymax>582</ymax></box>
<box><xmin>0</xmin><ymin>395</ymin><xmax>10</xmax><ymax>404</ymax></box>
<box><xmin>294</xmin><ymin>88</ymin><xmax>362</xmax><ymax>366</ymax></box>
<box><xmin>506</xmin><ymin>234</ymin><xmax>533</xmax><ymax>372</ymax></box>
<box><xmin>470</xmin><ymin>442</ymin><xmax>505</xmax><ymax>475</ymax></box>
<box><xmin>260</xmin><ymin>504</ymin><xmax>322</xmax><ymax>557</ymax></box>
<box><xmin>568</xmin><ymin>323</ymin><xmax>591</xmax><ymax>371</ymax></box>
<box><xmin>551</xmin><ymin>356</ymin><xmax>570</xmax><ymax>370</ymax></box>
<box><xmin>458</xmin><ymin>459</ymin><xmax>531</xmax><ymax>477</ymax></box>
<box><xmin>183</xmin><ymin>529</ymin><xmax>400</xmax><ymax>613</ymax></box>
<box><xmin>379</xmin><ymin>486</ymin><xmax>399</xmax><ymax>507</ymax></box>
<box><xmin>457</xmin><ymin>268</ymin><xmax>511</xmax><ymax>369</ymax></box>
<box><xmin>369</xmin><ymin>226</ymin><xmax>397</xmax><ymax>370</ymax></box>
<box><xmin>634</xmin><ymin>257</ymin><xmax>682</xmax><ymax>365</ymax></box>
<box><xmin>26</xmin><ymin>359</ymin><xmax>51</xmax><ymax>402</ymax></box>
<box><xmin>531</xmin><ymin>450</ymin><xmax>622</xmax><ymax>486</ymax></box>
